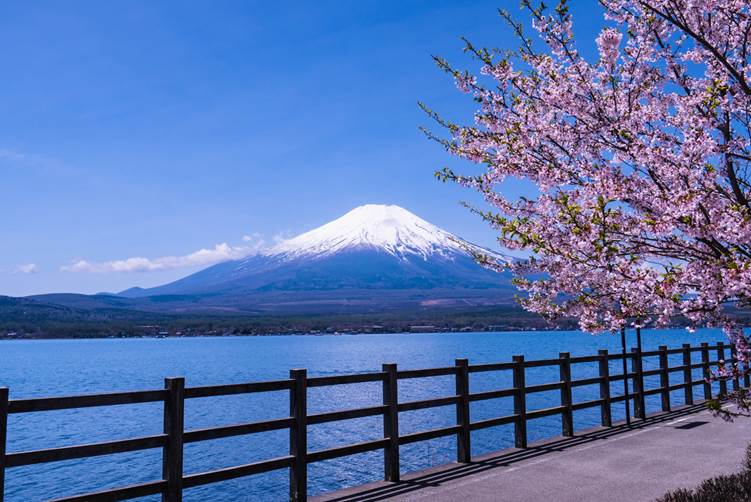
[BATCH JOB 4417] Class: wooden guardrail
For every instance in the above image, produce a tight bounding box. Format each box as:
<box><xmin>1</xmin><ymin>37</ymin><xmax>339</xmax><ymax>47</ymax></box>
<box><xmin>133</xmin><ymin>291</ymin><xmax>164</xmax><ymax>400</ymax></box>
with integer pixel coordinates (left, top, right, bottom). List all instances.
<box><xmin>0</xmin><ymin>341</ymin><xmax>741</xmax><ymax>502</ymax></box>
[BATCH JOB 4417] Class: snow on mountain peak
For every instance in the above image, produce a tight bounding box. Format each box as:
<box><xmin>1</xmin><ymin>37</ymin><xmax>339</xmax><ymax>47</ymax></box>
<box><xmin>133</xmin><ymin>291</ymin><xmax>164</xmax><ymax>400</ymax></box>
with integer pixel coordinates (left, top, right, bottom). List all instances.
<box><xmin>266</xmin><ymin>204</ymin><xmax>479</xmax><ymax>260</ymax></box>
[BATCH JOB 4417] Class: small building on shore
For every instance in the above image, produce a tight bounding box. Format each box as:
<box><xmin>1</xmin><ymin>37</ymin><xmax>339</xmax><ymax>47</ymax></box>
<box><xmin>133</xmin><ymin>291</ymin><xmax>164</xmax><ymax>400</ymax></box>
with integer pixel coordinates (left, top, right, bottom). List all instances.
<box><xmin>410</xmin><ymin>325</ymin><xmax>437</xmax><ymax>333</ymax></box>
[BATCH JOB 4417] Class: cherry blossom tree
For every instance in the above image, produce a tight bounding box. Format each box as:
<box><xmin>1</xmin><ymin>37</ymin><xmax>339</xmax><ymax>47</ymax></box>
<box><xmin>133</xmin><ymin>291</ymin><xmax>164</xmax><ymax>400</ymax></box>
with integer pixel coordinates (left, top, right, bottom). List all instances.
<box><xmin>425</xmin><ymin>0</ymin><xmax>751</xmax><ymax>411</ymax></box>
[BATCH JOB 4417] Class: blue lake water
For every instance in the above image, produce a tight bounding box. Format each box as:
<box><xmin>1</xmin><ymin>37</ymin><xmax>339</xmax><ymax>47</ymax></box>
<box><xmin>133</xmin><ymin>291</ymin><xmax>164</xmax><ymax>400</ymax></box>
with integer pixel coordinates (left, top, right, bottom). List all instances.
<box><xmin>0</xmin><ymin>329</ymin><xmax>729</xmax><ymax>501</ymax></box>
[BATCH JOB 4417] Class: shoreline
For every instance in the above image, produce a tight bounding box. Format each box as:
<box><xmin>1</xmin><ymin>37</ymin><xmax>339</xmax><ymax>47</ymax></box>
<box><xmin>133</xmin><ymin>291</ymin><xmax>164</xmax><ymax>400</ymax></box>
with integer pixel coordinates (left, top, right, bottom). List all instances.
<box><xmin>0</xmin><ymin>325</ymin><xmax>714</xmax><ymax>341</ymax></box>
<box><xmin>0</xmin><ymin>327</ymin><xmax>561</xmax><ymax>341</ymax></box>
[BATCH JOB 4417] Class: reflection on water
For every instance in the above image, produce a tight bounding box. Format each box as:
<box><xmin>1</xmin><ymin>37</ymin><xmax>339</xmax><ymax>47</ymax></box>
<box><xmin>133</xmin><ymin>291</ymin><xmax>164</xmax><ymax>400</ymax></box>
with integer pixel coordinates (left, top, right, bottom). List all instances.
<box><xmin>0</xmin><ymin>329</ymin><xmax>727</xmax><ymax>501</ymax></box>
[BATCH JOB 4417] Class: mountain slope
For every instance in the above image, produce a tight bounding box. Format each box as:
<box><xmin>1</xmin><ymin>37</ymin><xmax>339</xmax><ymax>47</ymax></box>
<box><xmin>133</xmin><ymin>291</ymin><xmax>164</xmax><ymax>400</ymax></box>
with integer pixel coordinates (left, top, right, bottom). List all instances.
<box><xmin>115</xmin><ymin>204</ymin><xmax>515</xmax><ymax>312</ymax></box>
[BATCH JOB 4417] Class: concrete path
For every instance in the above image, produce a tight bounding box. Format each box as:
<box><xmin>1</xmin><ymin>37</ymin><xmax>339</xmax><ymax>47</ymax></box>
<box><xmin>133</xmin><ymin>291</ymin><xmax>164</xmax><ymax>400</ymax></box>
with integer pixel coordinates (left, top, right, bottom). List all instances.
<box><xmin>315</xmin><ymin>404</ymin><xmax>751</xmax><ymax>502</ymax></box>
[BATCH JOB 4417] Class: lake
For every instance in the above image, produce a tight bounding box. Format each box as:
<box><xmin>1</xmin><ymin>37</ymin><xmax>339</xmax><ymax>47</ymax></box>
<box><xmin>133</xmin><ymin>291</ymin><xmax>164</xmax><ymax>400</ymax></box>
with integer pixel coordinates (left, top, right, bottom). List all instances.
<box><xmin>0</xmin><ymin>329</ymin><xmax>729</xmax><ymax>501</ymax></box>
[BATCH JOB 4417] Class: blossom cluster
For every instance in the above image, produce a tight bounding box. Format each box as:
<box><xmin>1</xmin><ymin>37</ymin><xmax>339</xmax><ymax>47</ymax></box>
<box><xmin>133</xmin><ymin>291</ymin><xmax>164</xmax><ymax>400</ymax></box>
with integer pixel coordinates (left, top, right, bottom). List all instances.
<box><xmin>430</xmin><ymin>1</ymin><xmax>751</xmax><ymax>380</ymax></box>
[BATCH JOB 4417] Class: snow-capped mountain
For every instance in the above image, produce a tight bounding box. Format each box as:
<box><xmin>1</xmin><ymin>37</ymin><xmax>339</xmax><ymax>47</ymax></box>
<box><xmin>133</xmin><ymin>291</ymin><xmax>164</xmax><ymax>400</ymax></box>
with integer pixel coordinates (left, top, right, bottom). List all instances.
<box><xmin>118</xmin><ymin>205</ymin><xmax>516</xmax><ymax>313</ymax></box>
<box><xmin>266</xmin><ymin>204</ymin><xmax>484</xmax><ymax>260</ymax></box>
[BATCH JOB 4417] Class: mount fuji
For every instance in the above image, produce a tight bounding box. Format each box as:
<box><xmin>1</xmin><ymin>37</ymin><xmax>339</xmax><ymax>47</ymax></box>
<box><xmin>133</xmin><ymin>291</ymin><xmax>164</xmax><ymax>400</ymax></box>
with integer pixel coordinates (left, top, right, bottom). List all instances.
<box><xmin>116</xmin><ymin>204</ymin><xmax>518</xmax><ymax>313</ymax></box>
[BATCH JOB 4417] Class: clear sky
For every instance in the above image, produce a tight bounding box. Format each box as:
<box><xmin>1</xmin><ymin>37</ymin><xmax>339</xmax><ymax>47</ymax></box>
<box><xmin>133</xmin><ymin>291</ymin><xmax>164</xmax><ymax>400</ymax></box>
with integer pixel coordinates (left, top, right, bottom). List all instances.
<box><xmin>1</xmin><ymin>0</ymin><xmax>606</xmax><ymax>297</ymax></box>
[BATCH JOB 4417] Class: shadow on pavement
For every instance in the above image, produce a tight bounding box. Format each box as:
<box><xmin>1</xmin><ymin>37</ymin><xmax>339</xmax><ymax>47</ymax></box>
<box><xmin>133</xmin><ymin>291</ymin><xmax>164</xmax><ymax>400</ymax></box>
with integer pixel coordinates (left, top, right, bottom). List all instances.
<box><xmin>316</xmin><ymin>403</ymin><xmax>709</xmax><ymax>502</ymax></box>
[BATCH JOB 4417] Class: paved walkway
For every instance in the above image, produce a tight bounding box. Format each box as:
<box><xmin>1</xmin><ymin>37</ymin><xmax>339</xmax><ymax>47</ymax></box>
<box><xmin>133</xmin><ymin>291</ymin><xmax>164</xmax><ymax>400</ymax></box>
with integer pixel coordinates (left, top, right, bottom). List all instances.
<box><xmin>315</xmin><ymin>404</ymin><xmax>751</xmax><ymax>502</ymax></box>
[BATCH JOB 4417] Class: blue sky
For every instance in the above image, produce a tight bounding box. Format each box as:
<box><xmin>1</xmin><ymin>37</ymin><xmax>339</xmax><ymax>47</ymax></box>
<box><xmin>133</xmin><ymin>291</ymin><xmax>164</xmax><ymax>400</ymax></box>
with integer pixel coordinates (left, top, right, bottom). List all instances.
<box><xmin>1</xmin><ymin>0</ymin><xmax>606</xmax><ymax>296</ymax></box>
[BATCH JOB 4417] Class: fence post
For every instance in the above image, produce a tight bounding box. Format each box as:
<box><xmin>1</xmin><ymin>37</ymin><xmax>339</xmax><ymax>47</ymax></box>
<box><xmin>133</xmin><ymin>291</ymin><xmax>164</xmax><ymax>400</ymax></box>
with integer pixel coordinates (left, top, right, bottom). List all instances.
<box><xmin>631</xmin><ymin>348</ymin><xmax>646</xmax><ymax>419</ymax></box>
<box><xmin>701</xmin><ymin>343</ymin><xmax>712</xmax><ymax>400</ymax></box>
<box><xmin>382</xmin><ymin>364</ymin><xmax>399</xmax><ymax>481</ymax></box>
<box><xmin>559</xmin><ymin>353</ymin><xmax>573</xmax><ymax>437</ymax></box>
<box><xmin>658</xmin><ymin>346</ymin><xmax>671</xmax><ymax>412</ymax></box>
<box><xmin>0</xmin><ymin>388</ymin><xmax>7</xmax><ymax>502</ymax></box>
<box><xmin>455</xmin><ymin>359</ymin><xmax>471</xmax><ymax>463</ymax></box>
<box><xmin>512</xmin><ymin>355</ymin><xmax>527</xmax><ymax>448</ymax></box>
<box><xmin>290</xmin><ymin>369</ymin><xmax>307</xmax><ymax>502</ymax></box>
<box><xmin>730</xmin><ymin>344</ymin><xmax>741</xmax><ymax>392</ymax></box>
<box><xmin>717</xmin><ymin>342</ymin><xmax>728</xmax><ymax>398</ymax></box>
<box><xmin>682</xmin><ymin>344</ymin><xmax>693</xmax><ymax>406</ymax></box>
<box><xmin>598</xmin><ymin>350</ymin><xmax>611</xmax><ymax>427</ymax></box>
<box><xmin>163</xmin><ymin>377</ymin><xmax>185</xmax><ymax>502</ymax></box>
<box><xmin>619</xmin><ymin>329</ymin><xmax>631</xmax><ymax>425</ymax></box>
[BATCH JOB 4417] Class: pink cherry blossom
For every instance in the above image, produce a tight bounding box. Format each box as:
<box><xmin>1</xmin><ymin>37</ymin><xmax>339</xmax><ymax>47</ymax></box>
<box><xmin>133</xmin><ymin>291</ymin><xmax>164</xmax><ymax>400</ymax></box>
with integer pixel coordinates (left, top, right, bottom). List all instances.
<box><xmin>596</xmin><ymin>28</ymin><xmax>622</xmax><ymax>66</ymax></box>
<box><xmin>426</xmin><ymin>0</ymin><xmax>751</xmax><ymax>413</ymax></box>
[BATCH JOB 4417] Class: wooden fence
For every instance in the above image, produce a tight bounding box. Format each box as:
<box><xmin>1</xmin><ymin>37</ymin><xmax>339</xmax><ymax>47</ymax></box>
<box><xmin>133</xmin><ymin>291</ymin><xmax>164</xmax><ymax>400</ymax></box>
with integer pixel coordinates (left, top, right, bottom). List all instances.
<box><xmin>0</xmin><ymin>341</ymin><xmax>741</xmax><ymax>502</ymax></box>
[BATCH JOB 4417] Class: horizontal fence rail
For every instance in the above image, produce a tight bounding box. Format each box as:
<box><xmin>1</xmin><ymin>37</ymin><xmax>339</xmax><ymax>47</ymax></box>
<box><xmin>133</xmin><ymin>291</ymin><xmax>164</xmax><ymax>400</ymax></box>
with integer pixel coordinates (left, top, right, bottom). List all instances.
<box><xmin>0</xmin><ymin>341</ymin><xmax>732</xmax><ymax>502</ymax></box>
